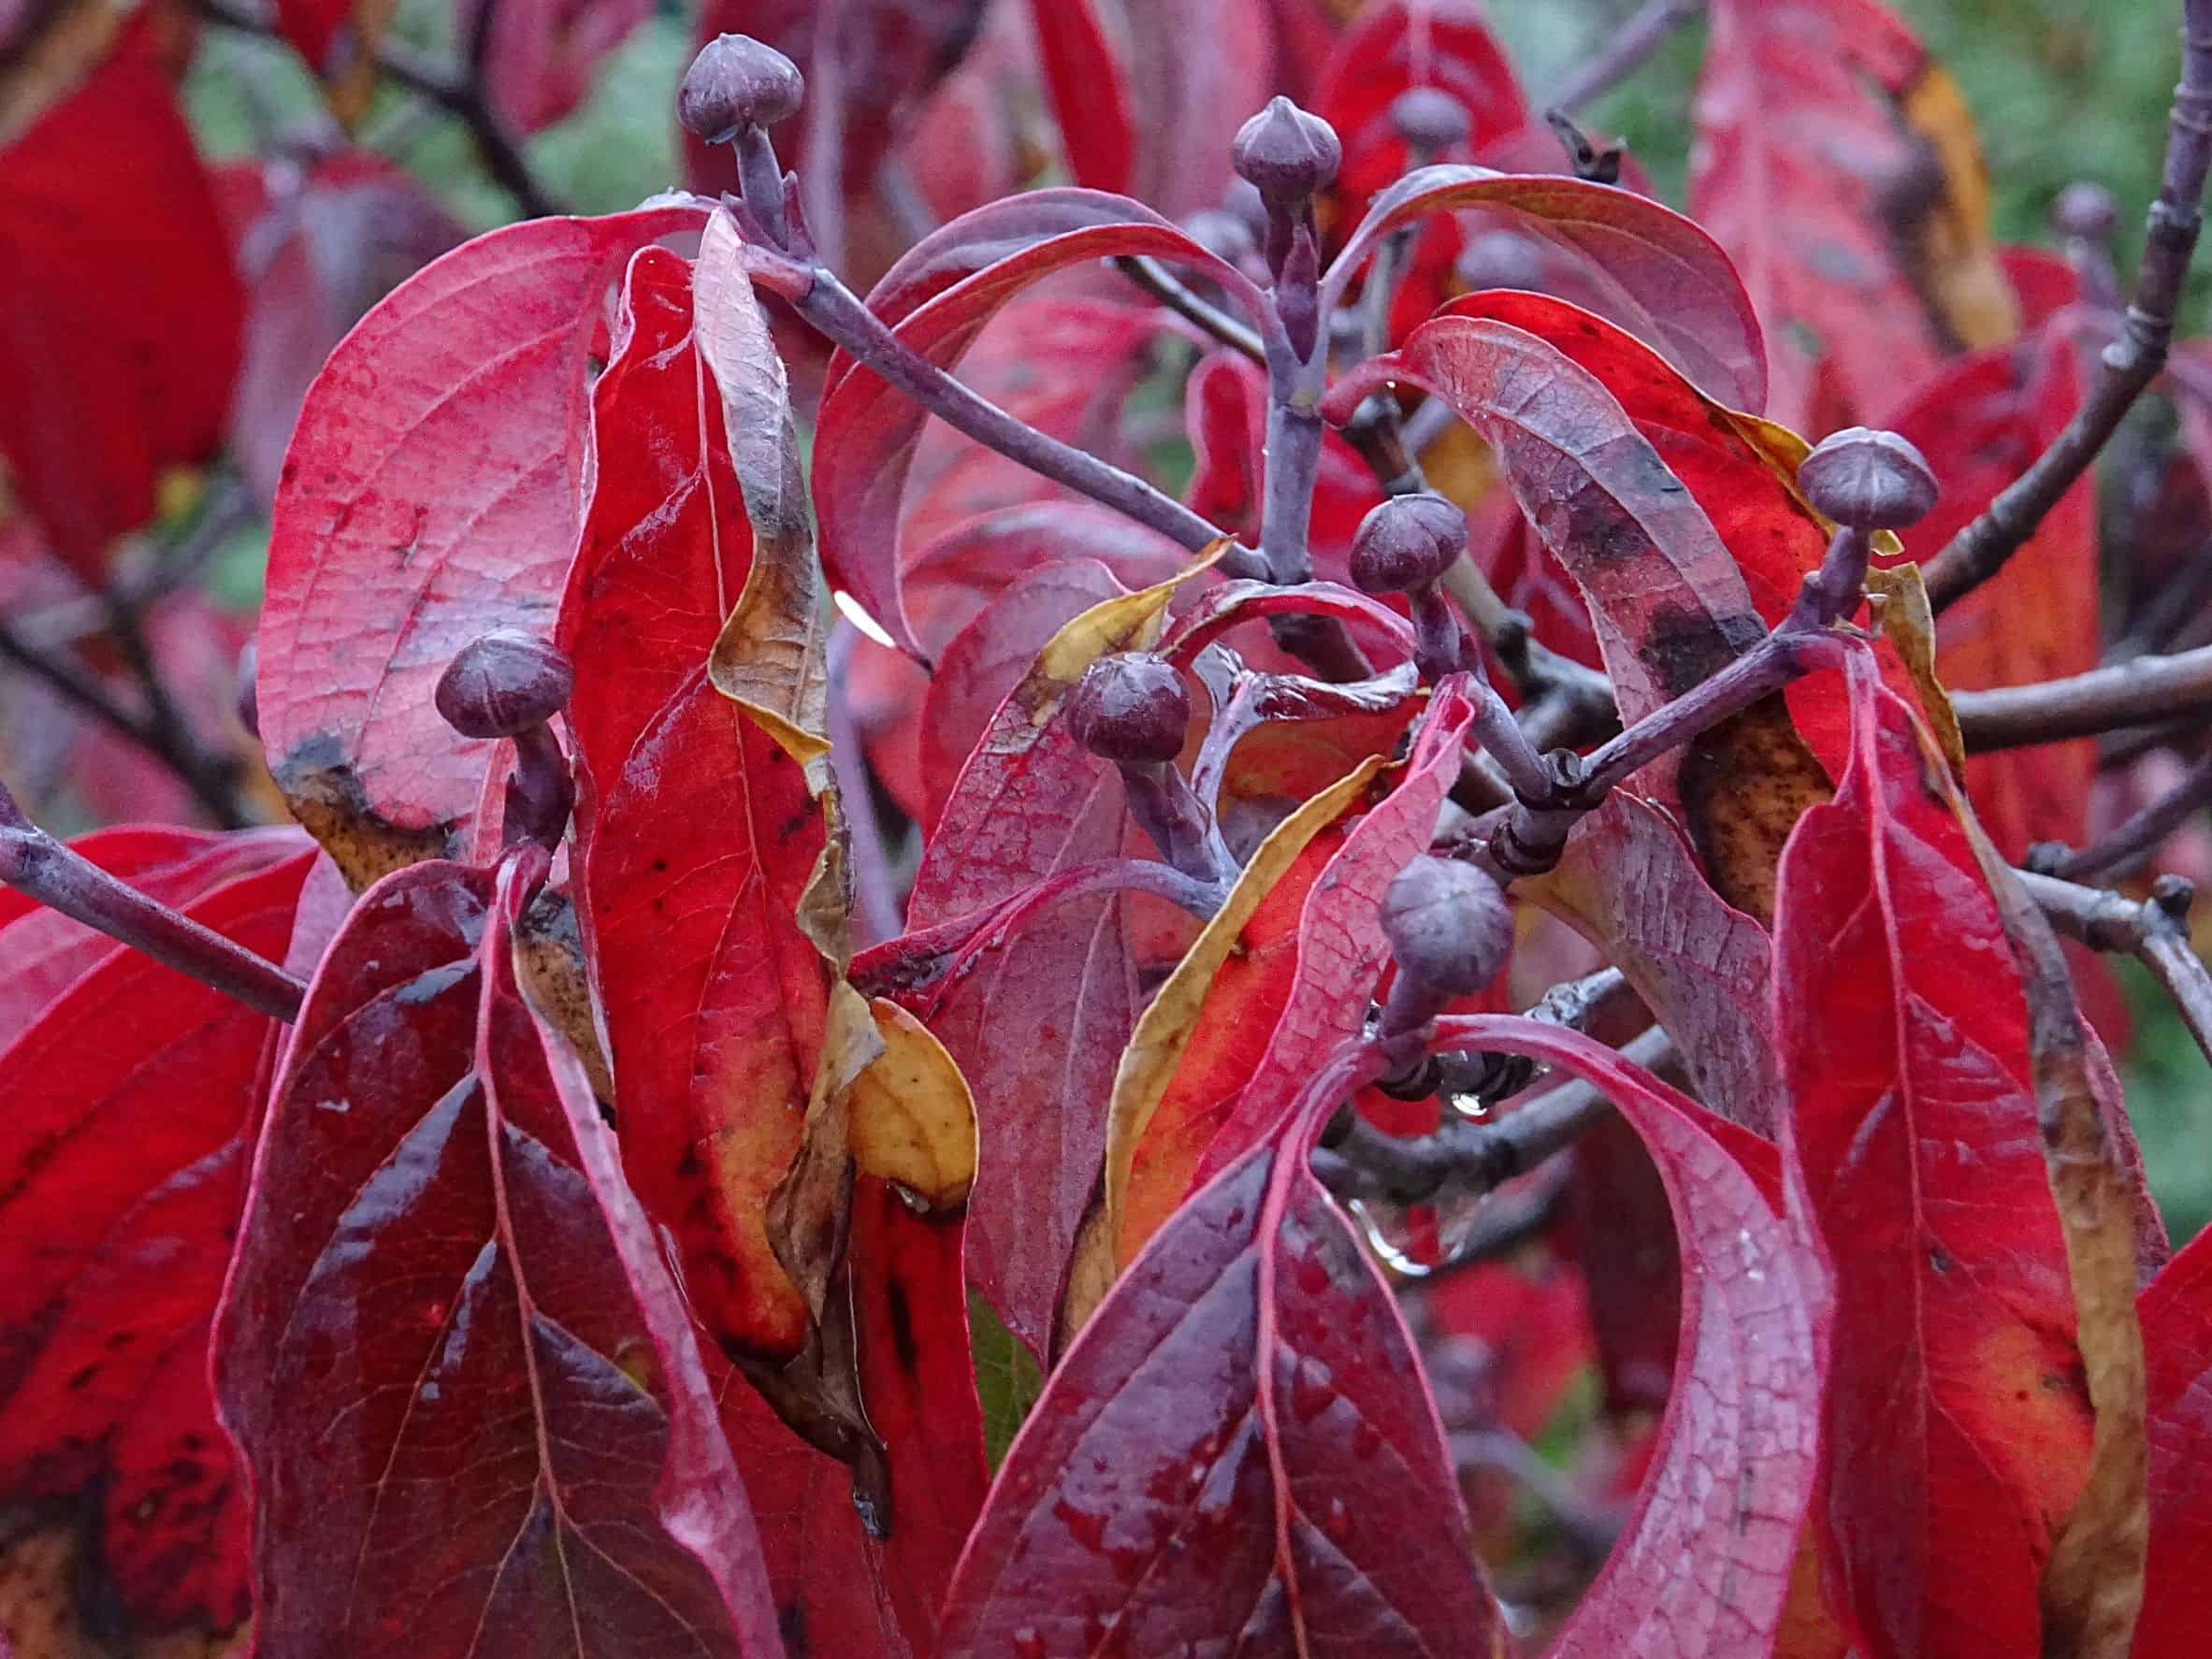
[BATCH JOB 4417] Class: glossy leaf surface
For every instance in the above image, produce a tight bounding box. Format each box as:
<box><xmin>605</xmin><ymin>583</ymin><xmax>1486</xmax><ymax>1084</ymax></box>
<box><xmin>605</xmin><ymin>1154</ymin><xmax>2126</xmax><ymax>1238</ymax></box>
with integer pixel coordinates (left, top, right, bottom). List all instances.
<box><xmin>558</xmin><ymin>246</ymin><xmax>830</xmax><ymax>1363</ymax></box>
<box><xmin>1772</xmin><ymin>653</ymin><xmax>2090</xmax><ymax>1659</ymax></box>
<box><xmin>1431</xmin><ymin>1016</ymin><xmax>1827</xmax><ymax>1657</ymax></box>
<box><xmin>0</xmin><ymin>851</ymin><xmax>311</xmax><ymax>1639</ymax></box>
<box><xmin>215</xmin><ymin>858</ymin><xmax>779</xmax><ymax>1656</ymax></box>
<box><xmin>257</xmin><ymin>203</ymin><xmax>704</xmax><ymax>881</ymax></box>
<box><xmin>938</xmin><ymin>1074</ymin><xmax>1501</xmax><ymax>1656</ymax></box>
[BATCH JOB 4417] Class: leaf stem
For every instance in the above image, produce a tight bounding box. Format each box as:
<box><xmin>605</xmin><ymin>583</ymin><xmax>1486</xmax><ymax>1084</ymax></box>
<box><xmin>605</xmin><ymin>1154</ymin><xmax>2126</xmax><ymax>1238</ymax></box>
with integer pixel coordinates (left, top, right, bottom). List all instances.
<box><xmin>1922</xmin><ymin>0</ymin><xmax>2212</xmax><ymax>612</ymax></box>
<box><xmin>0</xmin><ymin>776</ymin><xmax>305</xmax><ymax>1020</ymax></box>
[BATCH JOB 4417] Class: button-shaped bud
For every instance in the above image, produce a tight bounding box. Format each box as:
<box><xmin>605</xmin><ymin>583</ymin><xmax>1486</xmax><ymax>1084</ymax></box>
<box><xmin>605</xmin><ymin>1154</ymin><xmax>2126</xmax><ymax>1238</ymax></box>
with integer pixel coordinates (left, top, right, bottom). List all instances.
<box><xmin>1231</xmin><ymin>96</ymin><xmax>1341</xmax><ymax>203</ymax></box>
<box><xmin>2053</xmin><ymin>180</ymin><xmax>2119</xmax><ymax>241</ymax></box>
<box><xmin>1797</xmin><ymin>426</ymin><xmax>1940</xmax><ymax>529</ymax></box>
<box><xmin>1350</xmin><ymin>493</ymin><xmax>1468</xmax><ymax>594</ymax></box>
<box><xmin>680</xmin><ymin>33</ymin><xmax>805</xmax><ymax>144</ymax></box>
<box><xmin>1381</xmin><ymin>856</ymin><xmax>1513</xmax><ymax>997</ymax></box>
<box><xmin>1390</xmin><ymin>87</ymin><xmax>1471</xmax><ymax>153</ymax></box>
<box><xmin>1065</xmin><ymin>653</ymin><xmax>1190</xmax><ymax>766</ymax></box>
<box><xmin>436</xmin><ymin>630</ymin><xmax>575</xmax><ymax>740</ymax></box>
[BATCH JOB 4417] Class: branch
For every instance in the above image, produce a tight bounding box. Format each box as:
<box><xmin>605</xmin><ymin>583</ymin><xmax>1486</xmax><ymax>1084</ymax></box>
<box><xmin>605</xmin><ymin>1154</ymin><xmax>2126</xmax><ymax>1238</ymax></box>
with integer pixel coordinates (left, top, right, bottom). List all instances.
<box><xmin>1112</xmin><ymin>256</ymin><xmax>1265</xmax><ymax>364</ymax></box>
<box><xmin>1316</xmin><ymin>1026</ymin><xmax>1673</xmax><ymax>1208</ymax></box>
<box><xmin>0</xmin><ymin>777</ymin><xmax>305</xmax><ymax>1021</ymax></box>
<box><xmin>1922</xmin><ymin>0</ymin><xmax>2212</xmax><ymax>611</ymax></box>
<box><xmin>1543</xmin><ymin>0</ymin><xmax>1706</xmax><ymax>117</ymax></box>
<box><xmin>195</xmin><ymin>0</ymin><xmax>564</xmax><ymax>219</ymax></box>
<box><xmin>2020</xmin><ymin>867</ymin><xmax>2212</xmax><ymax>1064</ymax></box>
<box><xmin>1953</xmin><ymin>643</ymin><xmax>2212</xmax><ymax>750</ymax></box>
<box><xmin>2044</xmin><ymin>745</ymin><xmax>2212</xmax><ymax>881</ymax></box>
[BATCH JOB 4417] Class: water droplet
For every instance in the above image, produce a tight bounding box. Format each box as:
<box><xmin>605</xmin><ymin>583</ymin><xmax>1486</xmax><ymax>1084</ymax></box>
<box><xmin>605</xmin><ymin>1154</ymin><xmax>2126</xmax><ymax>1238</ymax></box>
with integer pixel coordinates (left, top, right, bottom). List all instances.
<box><xmin>1013</xmin><ymin>1626</ymin><xmax>1046</xmax><ymax>1659</ymax></box>
<box><xmin>1288</xmin><ymin>1354</ymin><xmax>1337</xmax><ymax>1422</ymax></box>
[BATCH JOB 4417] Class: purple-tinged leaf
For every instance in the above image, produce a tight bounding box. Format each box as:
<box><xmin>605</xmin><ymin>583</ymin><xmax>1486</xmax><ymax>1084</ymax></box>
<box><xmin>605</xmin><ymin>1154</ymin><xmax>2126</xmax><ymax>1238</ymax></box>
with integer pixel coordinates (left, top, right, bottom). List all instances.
<box><xmin>214</xmin><ymin>856</ymin><xmax>780</xmax><ymax>1656</ymax></box>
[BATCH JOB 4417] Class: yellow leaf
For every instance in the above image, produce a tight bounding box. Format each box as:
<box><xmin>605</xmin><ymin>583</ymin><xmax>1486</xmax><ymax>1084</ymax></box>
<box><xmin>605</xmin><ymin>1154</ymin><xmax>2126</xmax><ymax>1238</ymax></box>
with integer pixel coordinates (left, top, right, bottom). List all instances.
<box><xmin>1866</xmin><ymin>562</ymin><xmax>1966</xmax><ymax>775</ymax></box>
<box><xmin>1102</xmin><ymin>757</ymin><xmax>1388</xmax><ymax>1264</ymax></box>
<box><xmin>847</xmin><ymin>998</ymin><xmax>977</xmax><ymax>1210</ymax></box>
<box><xmin>1900</xmin><ymin>65</ymin><xmax>2021</xmax><ymax>352</ymax></box>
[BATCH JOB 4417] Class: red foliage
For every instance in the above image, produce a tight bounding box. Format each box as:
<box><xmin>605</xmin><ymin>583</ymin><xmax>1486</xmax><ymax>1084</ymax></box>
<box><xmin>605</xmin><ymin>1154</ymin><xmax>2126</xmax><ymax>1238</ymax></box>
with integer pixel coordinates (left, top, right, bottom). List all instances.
<box><xmin>1</xmin><ymin>2</ymin><xmax>2205</xmax><ymax>1653</ymax></box>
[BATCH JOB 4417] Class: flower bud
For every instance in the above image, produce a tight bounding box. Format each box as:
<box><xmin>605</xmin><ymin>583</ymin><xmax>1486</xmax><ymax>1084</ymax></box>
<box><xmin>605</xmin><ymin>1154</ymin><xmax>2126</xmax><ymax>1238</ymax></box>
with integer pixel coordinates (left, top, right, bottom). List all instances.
<box><xmin>1381</xmin><ymin>855</ymin><xmax>1513</xmax><ymax>997</ymax></box>
<box><xmin>1065</xmin><ymin>653</ymin><xmax>1190</xmax><ymax>766</ymax></box>
<box><xmin>1797</xmin><ymin>426</ymin><xmax>1939</xmax><ymax>529</ymax></box>
<box><xmin>2052</xmin><ymin>180</ymin><xmax>2118</xmax><ymax>241</ymax></box>
<box><xmin>435</xmin><ymin>630</ymin><xmax>575</xmax><ymax>741</ymax></box>
<box><xmin>1390</xmin><ymin>87</ymin><xmax>1471</xmax><ymax>154</ymax></box>
<box><xmin>680</xmin><ymin>34</ymin><xmax>805</xmax><ymax>144</ymax></box>
<box><xmin>1349</xmin><ymin>493</ymin><xmax>1468</xmax><ymax>594</ymax></box>
<box><xmin>1231</xmin><ymin>96</ymin><xmax>1341</xmax><ymax>203</ymax></box>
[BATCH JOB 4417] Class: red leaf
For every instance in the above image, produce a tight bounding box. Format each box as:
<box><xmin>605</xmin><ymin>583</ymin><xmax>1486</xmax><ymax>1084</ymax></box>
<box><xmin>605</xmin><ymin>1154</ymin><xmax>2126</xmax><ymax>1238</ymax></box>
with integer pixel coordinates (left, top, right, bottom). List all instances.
<box><xmin>272</xmin><ymin>0</ymin><xmax>356</xmax><ymax>70</ymax></box>
<box><xmin>1689</xmin><ymin>0</ymin><xmax>2001</xmax><ymax>429</ymax></box>
<box><xmin>221</xmin><ymin>148</ymin><xmax>466</xmax><ymax>507</ymax></box>
<box><xmin>1325</xmin><ymin>310</ymin><xmax>1768</xmax><ymax>727</ymax></box>
<box><xmin>557</xmin><ymin>247</ymin><xmax>830</xmax><ymax>1363</ymax></box>
<box><xmin>938</xmin><ymin>1056</ymin><xmax>1502</xmax><ymax>1655</ymax></box>
<box><xmin>1884</xmin><ymin>331</ymin><xmax>2100</xmax><ymax>859</ymax></box>
<box><xmin>813</xmin><ymin>190</ymin><xmax>1258</xmax><ymax>657</ymax></box>
<box><xmin>1313</xmin><ymin>0</ymin><xmax>1528</xmax><ymax>209</ymax></box>
<box><xmin>465</xmin><ymin>0</ymin><xmax>653</xmax><ymax>133</ymax></box>
<box><xmin>1772</xmin><ymin>651</ymin><xmax>2090</xmax><ymax>1659</ymax></box>
<box><xmin>1324</xmin><ymin>170</ymin><xmax>1768</xmax><ymax>411</ymax></box>
<box><xmin>717</xmin><ymin>1179</ymin><xmax>989</xmax><ymax>1656</ymax></box>
<box><xmin>1124</xmin><ymin>681</ymin><xmax>1473</xmax><ymax>1250</ymax></box>
<box><xmin>1024</xmin><ymin>0</ymin><xmax>1136</xmax><ymax>196</ymax></box>
<box><xmin>1432</xmin><ymin>1016</ymin><xmax>1829</xmax><ymax>1656</ymax></box>
<box><xmin>2138</xmin><ymin>1224</ymin><xmax>2212</xmax><ymax>1658</ymax></box>
<box><xmin>0</xmin><ymin>824</ymin><xmax>305</xmax><ymax>1049</ymax></box>
<box><xmin>214</xmin><ymin>856</ymin><xmax>780</xmax><ymax>1655</ymax></box>
<box><xmin>918</xmin><ymin>557</ymin><xmax>1132</xmax><ymax>828</ymax></box>
<box><xmin>1023</xmin><ymin>0</ymin><xmax>1276</xmax><ymax>220</ymax></box>
<box><xmin>846</xmin><ymin>502</ymin><xmax>1185</xmax><ymax>821</ymax></box>
<box><xmin>1530</xmin><ymin>792</ymin><xmax>1780</xmax><ymax>1132</ymax></box>
<box><xmin>0</xmin><ymin>850</ymin><xmax>313</xmax><ymax>1637</ymax></box>
<box><xmin>256</xmin><ymin>202</ymin><xmax>704</xmax><ymax>873</ymax></box>
<box><xmin>0</xmin><ymin>17</ymin><xmax>244</xmax><ymax>577</ymax></box>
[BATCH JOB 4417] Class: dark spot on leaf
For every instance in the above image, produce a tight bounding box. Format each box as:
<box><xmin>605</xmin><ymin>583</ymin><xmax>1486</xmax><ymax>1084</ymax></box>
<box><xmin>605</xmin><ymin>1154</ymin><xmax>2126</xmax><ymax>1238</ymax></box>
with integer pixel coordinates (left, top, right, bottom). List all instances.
<box><xmin>68</xmin><ymin>1364</ymin><xmax>96</xmax><ymax>1392</ymax></box>
<box><xmin>1928</xmin><ymin>1244</ymin><xmax>1953</xmax><ymax>1275</ymax></box>
<box><xmin>780</xmin><ymin>1600</ymin><xmax>808</xmax><ymax>1656</ymax></box>
<box><xmin>886</xmin><ymin>1277</ymin><xmax>919</xmax><ymax>1377</ymax></box>
<box><xmin>677</xmin><ymin>1145</ymin><xmax>703</xmax><ymax>1179</ymax></box>
<box><xmin>1640</xmin><ymin>601</ymin><xmax>1767</xmax><ymax>700</ymax></box>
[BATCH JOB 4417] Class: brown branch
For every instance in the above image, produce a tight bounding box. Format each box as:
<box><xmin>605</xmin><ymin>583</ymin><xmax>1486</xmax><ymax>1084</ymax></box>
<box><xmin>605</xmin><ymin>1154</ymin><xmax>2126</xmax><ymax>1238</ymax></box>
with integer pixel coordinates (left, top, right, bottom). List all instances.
<box><xmin>2020</xmin><ymin>867</ymin><xmax>2212</xmax><ymax>1064</ymax></box>
<box><xmin>195</xmin><ymin>0</ymin><xmax>563</xmax><ymax>219</ymax></box>
<box><xmin>0</xmin><ymin>777</ymin><xmax>305</xmax><ymax>1020</ymax></box>
<box><xmin>2046</xmin><ymin>746</ymin><xmax>2212</xmax><ymax>881</ymax></box>
<box><xmin>1922</xmin><ymin>0</ymin><xmax>2212</xmax><ymax>612</ymax></box>
<box><xmin>1953</xmin><ymin>643</ymin><xmax>2212</xmax><ymax>750</ymax></box>
<box><xmin>1316</xmin><ymin>1026</ymin><xmax>1671</xmax><ymax>1208</ymax></box>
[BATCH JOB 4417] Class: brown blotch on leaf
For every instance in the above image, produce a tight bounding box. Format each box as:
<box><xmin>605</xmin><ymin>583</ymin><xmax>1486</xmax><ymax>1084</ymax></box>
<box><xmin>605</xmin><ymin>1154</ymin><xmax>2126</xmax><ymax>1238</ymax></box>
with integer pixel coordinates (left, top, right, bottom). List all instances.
<box><xmin>1640</xmin><ymin>600</ymin><xmax>1769</xmax><ymax>702</ymax></box>
<box><xmin>273</xmin><ymin>735</ymin><xmax>453</xmax><ymax>891</ymax></box>
<box><xmin>513</xmin><ymin>886</ymin><xmax>616</xmax><ymax>1109</ymax></box>
<box><xmin>1678</xmin><ymin>697</ymin><xmax>1834</xmax><ymax>925</ymax></box>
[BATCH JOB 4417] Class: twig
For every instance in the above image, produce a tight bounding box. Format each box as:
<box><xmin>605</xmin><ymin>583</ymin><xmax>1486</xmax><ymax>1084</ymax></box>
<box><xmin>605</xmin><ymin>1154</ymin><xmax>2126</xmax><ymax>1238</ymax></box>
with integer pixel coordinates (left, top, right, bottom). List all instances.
<box><xmin>0</xmin><ymin>616</ymin><xmax>249</xmax><ymax>829</ymax></box>
<box><xmin>1543</xmin><ymin>0</ymin><xmax>1706</xmax><ymax>117</ymax></box>
<box><xmin>2020</xmin><ymin>867</ymin><xmax>2212</xmax><ymax>1063</ymax></box>
<box><xmin>1319</xmin><ymin>1026</ymin><xmax>1671</xmax><ymax>1207</ymax></box>
<box><xmin>2046</xmin><ymin>747</ymin><xmax>2212</xmax><ymax>880</ymax></box>
<box><xmin>195</xmin><ymin>0</ymin><xmax>564</xmax><ymax>219</ymax></box>
<box><xmin>1113</xmin><ymin>256</ymin><xmax>1266</xmax><ymax>364</ymax></box>
<box><xmin>741</xmin><ymin>231</ymin><xmax>1263</xmax><ymax>581</ymax></box>
<box><xmin>1923</xmin><ymin>0</ymin><xmax>2212</xmax><ymax>612</ymax></box>
<box><xmin>0</xmin><ymin>777</ymin><xmax>305</xmax><ymax>1020</ymax></box>
<box><xmin>1953</xmin><ymin>643</ymin><xmax>2212</xmax><ymax>750</ymax></box>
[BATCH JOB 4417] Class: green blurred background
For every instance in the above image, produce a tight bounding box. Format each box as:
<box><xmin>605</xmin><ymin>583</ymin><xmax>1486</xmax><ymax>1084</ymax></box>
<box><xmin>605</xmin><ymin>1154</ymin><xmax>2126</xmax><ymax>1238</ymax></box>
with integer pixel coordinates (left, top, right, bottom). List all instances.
<box><xmin>182</xmin><ymin>0</ymin><xmax>2212</xmax><ymax>1238</ymax></box>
